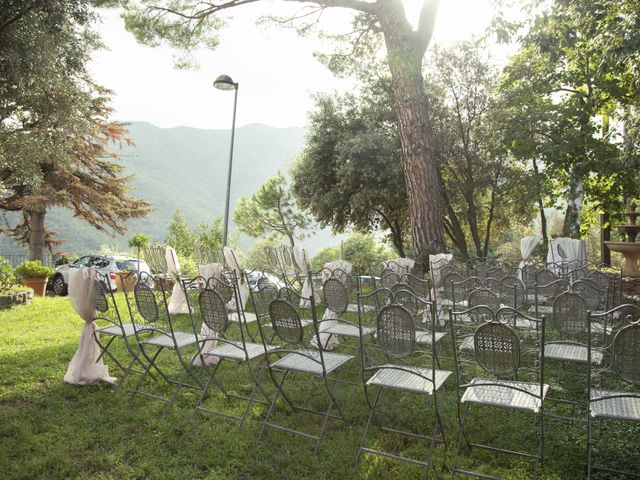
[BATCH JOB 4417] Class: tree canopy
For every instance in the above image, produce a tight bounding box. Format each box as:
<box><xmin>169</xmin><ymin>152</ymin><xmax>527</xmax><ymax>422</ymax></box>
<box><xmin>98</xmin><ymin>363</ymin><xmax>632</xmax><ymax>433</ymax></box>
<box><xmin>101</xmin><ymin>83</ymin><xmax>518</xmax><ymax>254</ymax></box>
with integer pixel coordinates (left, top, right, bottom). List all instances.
<box><xmin>118</xmin><ymin>0</ymin><xmax>447</xmax><ymax>258</ymax></box>
<box><xmin>234</xmin><ymin>173</ymin><xmax>310</xmax><ymax>250</ymax></box>
<box><xmin>291</xmin><ymin>81</ymin><xmax>409</xmax><ymax>256</ymax></box>
<box><xmin>0</xmin><ymin>0</ymin><xmax>151</xmax><ymax>260</ymax></box>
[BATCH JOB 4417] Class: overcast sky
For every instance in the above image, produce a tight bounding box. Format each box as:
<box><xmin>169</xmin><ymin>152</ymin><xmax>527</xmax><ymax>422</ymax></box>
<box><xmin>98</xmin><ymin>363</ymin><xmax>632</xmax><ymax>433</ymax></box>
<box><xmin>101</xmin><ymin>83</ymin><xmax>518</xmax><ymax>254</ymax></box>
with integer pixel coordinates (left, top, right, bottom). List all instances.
<box><xmin>89</xmin><ymin>1</ymin><xmax>499</xmax><ymax>130</ymax></box>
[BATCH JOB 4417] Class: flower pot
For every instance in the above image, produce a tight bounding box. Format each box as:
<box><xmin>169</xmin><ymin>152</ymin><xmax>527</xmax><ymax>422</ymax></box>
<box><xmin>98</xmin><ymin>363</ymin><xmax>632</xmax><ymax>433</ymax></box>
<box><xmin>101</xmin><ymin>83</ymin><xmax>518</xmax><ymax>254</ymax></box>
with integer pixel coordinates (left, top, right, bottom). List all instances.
<box><xmin>21</xmin><ymin>277</ymin><xmax>48</xmax><ymax>298</ymax></box>
<box><xmin>115</xmin><ymin>271</ymin><xmax>136</xmax><ymax>293</ymax></box>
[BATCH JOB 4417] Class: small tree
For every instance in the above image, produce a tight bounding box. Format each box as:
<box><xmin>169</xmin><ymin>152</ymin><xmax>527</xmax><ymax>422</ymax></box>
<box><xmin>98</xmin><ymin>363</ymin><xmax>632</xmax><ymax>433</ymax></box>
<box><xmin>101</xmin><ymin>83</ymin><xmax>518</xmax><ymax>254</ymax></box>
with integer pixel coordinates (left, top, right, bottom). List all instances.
<box><xmin>165</xmin><ymin>210</ymin><xmax>194</xmax><ymax>258</ymax></box>
<box><xmin>234</xmin><ymin>173</ymin><xmax>311</xmax><ymax>250</ymax></box>
<box><xmin>128</xmin><ymin>232</ymin><xmax>150</xmax><ymax>271</ymax></box>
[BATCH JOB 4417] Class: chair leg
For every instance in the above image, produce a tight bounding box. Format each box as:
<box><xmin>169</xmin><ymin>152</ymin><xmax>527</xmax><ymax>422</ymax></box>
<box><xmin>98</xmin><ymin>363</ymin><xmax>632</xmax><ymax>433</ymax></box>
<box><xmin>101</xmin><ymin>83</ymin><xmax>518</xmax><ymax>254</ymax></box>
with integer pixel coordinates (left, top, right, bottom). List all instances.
<box><xmin>259</xmin><ymin>369</ymin><xmax>289</xmax><ymax>438</ymax></box>
<box><xmin>355</xmin><ymin>387</ymin><xmax>382</xmax><ymax>467</ymax></box>
<box><xmin>192</xmin><ymin>361</ymin><xmax>223</xmax><ymax>415</ymax></box>
<box><xmin>451</xmin><ymin>402</ymin><xmax>470</xmax><ymax>479</ymax></box>
<box><xmin>128</xmin><ymin>347</ymin><xmax>163</xmax><ymax>405</ymax></box>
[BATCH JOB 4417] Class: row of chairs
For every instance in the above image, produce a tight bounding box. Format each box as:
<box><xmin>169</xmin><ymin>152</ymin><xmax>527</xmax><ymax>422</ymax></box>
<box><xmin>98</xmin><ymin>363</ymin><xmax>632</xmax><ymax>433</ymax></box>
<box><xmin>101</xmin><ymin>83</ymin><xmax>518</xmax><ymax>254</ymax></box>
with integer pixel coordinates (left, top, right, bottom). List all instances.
<box><xmin>91</xmin><ymin>264</ymin><xmax>639</xmax><ymax>479</ymax></box>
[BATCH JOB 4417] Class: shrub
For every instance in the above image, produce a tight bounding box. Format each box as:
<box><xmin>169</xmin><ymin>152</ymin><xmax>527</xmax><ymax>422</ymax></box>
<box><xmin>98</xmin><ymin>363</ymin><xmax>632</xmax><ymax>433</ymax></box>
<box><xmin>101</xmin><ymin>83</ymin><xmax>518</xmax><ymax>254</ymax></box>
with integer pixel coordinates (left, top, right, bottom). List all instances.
<box><xmin>0</xmin><ymin>256</ymin><xmax>16</xmax><ymax>291</ymax></box>
<box><xmin>15</xmin><ymin>260</ymin><xmax>55</xmax><ymax>279</ymax></box>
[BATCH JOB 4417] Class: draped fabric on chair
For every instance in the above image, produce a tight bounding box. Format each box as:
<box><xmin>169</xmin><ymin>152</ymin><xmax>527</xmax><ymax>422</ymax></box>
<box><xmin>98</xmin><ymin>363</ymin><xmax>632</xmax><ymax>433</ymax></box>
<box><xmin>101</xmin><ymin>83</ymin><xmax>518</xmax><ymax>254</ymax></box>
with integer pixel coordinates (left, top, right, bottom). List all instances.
<box><xmin>166</xmin><ymin>246</ymin><xmax>189</xmax><ymax>314</ymax></box>
<box><xmin>429</xmin><ymin>253</ymin><xmax>453</xmax><ymax>289</ymax></box>
<box><xmin>318</xmin><ymin>260</ymin><xmax>353</xmax><ymax>349</ymax></box>
<box><xmin>223</xmin><ymin>246</ymin><xmax>249</xmax><ymax>309</ymax></box>
<box><xmin>193</xmin><ymin>263</ymin><xmax>225</xmax><ymax>367</ymax></box>
<box><xmin>384</xmin><ymin>257</ymin><xmax>415</xmax><ymax>274</ymax></box>
<box><xmin>518</xmin><ymin>235</ymin><xmax>541</xmax><ymax>281</ymax></box>
<box><xmin>546</xmin><ymin>237</ymin><xmax>586</xmax><ymax>274</ymax></box>
<box><xmin>64</xmin><ymin>267</ymin><xmax>116</xmax><ymax>385</ymax></box>
<box><xmin>293</xmin><ymin>246</ymin><xmax>314</xmax><ymax>309</ymax></box>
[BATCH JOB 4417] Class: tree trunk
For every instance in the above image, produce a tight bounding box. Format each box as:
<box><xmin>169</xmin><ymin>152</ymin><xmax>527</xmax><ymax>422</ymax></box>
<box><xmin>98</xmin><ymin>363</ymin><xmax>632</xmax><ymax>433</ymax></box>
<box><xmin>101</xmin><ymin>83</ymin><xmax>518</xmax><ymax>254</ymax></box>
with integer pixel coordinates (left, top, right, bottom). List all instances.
<box><xmin>28</xmin><ymin>204</ymin><xmax>46</xmax><ymax>262</ymax></box>
<box><xmin>531</xmin><ymin>158</ymin><xmax>548</xmax><ymax>250</ymax></box>
<box><xmin>562</xmin><ymin>168</ymin><xmax>584</xmax><ymax>238</ymax></box>
<box><xmin>377</xmin><ymin>1</ymin><xmax>445</xmax><ymax>257</ymax></box>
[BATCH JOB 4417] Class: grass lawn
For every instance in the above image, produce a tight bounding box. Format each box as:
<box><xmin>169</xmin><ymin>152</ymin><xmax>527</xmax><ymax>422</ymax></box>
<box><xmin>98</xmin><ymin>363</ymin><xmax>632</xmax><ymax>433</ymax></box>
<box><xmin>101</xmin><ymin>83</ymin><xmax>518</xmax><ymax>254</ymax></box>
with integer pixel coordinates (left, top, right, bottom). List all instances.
<box><xmin>1</xmin><ymin>296</ymin><xmax>638</xmax><ymax>479</ymax></box>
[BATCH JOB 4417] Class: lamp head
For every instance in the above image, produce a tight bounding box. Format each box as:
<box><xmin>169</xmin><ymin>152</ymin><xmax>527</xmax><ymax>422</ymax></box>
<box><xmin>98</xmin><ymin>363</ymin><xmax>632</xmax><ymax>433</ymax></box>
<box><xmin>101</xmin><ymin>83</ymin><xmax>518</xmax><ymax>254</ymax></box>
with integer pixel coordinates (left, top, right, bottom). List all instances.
<box><xmin>214</xmin><ymin>74</ymin><xmax>237</xmax><ymax>90</ymax></box>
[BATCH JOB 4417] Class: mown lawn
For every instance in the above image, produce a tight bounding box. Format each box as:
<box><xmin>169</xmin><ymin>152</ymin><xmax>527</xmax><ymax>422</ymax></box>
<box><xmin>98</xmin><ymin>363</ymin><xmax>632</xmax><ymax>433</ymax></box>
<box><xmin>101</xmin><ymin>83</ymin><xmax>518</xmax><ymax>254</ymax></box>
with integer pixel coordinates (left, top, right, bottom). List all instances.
<box><xmin>0</xmin><ymin>296</ymin><xmax>638</xmax><ymax>479</ymax></box>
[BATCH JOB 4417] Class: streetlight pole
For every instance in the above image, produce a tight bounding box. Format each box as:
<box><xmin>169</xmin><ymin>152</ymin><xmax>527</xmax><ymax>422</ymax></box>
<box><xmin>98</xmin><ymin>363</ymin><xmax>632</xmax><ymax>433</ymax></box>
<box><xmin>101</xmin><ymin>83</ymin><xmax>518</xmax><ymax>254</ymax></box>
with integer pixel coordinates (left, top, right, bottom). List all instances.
<box><xmin>213</xmin><ymin>74</ymin><xmax>239</xmax><ymax>248</ymax></box>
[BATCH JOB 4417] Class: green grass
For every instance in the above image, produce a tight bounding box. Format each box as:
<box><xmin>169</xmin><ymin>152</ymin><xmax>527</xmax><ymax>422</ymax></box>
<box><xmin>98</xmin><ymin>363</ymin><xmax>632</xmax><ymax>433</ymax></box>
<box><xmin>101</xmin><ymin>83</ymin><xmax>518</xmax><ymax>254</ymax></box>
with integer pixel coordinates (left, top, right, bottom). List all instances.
<box><xmin>0</xmin><ymin>297</ymin><xmax>638</xmax><ymax>479</ymax></box>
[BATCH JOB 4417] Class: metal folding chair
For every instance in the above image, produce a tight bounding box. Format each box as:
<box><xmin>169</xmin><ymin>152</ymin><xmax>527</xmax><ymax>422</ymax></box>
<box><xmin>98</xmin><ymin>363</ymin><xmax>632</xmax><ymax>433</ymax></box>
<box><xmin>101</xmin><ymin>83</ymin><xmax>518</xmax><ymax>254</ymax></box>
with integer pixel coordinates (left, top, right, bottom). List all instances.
<box><xmin>181</xmin><ymin>277</ymin><xmax>275</xmax><ymax>430</ymax></box>
<box><xmin>356</xmin><ymin>303</ymin><xmax>451</xmax><ymax>477</ymax></box>
<box><xmin>587</xmin><ymin>304</ymin><xmax>640</xmax><ymax>479</ymax></box>
<box><xmin>450</xmin><ymin>307</ymin><xmax>547</xmax><ymax>478</ymax></box>
<box><xmin>257</xmin><ymin>291</ymin><xmax>354</xmax><ymax>455</ymax></box>
<box><xmin>124</xmin><ymin>271</ymin><xmax>202</xmax><ymax>408</ymax></box>
<box><xmin>544</xmin><ymin>291</ymin><xmax>604</xmax><ymax>419</ymax></box>
<box><xmin>92</xmin><ymin>272</ymin><xmax>150</xmax><ymax>393</ymax></box>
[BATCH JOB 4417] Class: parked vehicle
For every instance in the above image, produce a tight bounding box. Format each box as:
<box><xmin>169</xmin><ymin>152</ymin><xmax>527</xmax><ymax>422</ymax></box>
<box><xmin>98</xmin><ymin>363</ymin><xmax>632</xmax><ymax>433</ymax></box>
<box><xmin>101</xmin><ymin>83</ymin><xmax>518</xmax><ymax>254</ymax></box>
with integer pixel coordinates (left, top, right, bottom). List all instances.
<box><xmin>52</xmin><ymin>255</ymin><xmax>151</xmax><ymax>296</ymax></box>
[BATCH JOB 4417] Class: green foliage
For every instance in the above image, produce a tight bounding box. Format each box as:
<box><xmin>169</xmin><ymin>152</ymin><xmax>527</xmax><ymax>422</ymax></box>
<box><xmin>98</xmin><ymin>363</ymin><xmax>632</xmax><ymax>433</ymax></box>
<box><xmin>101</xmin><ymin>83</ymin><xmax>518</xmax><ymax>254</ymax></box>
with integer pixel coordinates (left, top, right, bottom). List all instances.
<box><xmin>128</xmin><ymin>232</ymin><xmax>150</xmax><ymax>252</ymax></box>
<box><xmin>342</xmin><ymin>233</ymin><xmax>394</xmax><ymax>269</ymax></box>
<box><xmin>0</xmin><ymin>256</ymin><xmax>16</xmax><ymax>291</ymax></box>
<box><xmin>291</xmin><ymin>83</ymin><xmax>409</xmax><ymax>256</ymax></box>
<box><xmin>310</xmin><ymin>246</ymin><xmax>340</xmax><ymax>271</ymax></box>
<box><xmin>499</xmin><ymin>0</ymin><xmax>640</xmax><ymax>236</ymax></box>
<box><xmin>244</xmin><ymin>236</ymin><xmax>286</xmax><ymax>272</ymax></box>
<box><xmin>14</xmin><ymin>261</ymin><xmax>54</xmax><ymax>279</ymax></box>
<box><xmin>0</xmin><ymin>2</ymin><xmax>151</xmax><ymax>259</ymax></box>
<box><xmin>1</xmin><ymin>296</ymin><xmax>633</xmax><ymax>479</ymax></box>
<box><xmin>234</xmin><ymin>173</ymin><xmax>310</xmax><ymax>248</ymax></box>
<box><xmin>193</xmin><ymin>218</ymin><xmax>223</xmax><ymax>251</ymax></box>
<box><xmin>165</xmin><ymin>210</ymin><xmax>195</xmax><ymax>258</ymax></box>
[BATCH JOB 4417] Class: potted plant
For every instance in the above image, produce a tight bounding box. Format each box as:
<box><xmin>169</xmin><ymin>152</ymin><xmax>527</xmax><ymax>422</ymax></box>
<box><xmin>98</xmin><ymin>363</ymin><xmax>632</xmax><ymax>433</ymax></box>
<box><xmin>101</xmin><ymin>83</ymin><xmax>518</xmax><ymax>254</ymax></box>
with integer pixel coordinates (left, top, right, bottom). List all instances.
<box><xmin>114</xmin><ymin>268</ymin><xmax>136</xmax><ymax>293</ymax></box>
<box><xmin>15</xmin><ymin>260</ymin><xmax>55</xmax><ymax>298</ymax></box>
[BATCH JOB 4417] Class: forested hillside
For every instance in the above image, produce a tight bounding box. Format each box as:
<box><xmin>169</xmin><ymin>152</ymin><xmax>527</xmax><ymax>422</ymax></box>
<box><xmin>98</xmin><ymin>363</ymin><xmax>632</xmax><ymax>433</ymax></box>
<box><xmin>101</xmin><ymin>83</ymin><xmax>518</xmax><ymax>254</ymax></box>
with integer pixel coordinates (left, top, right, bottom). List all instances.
<box><xmin>0</xmin><ymin>121</ymin><xmax>322</xmax><ymax>256</ymax></box>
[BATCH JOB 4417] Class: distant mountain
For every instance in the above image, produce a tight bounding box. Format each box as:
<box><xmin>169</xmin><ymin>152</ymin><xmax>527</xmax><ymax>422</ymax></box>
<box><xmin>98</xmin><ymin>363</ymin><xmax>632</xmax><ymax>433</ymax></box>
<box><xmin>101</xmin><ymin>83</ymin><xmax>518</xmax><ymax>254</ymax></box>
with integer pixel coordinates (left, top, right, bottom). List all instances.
<box><xmin>0</xmin><ymin>121</ymin><xmax>343</xmax><ymax>258</ymax></box>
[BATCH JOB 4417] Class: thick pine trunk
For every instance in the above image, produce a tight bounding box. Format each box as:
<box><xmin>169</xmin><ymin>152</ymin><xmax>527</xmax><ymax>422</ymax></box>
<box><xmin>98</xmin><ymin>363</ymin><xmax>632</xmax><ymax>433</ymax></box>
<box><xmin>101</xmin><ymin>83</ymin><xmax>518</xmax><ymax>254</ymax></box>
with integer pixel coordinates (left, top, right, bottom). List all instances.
<box><xmin>28</xmin><ymin>204</ymin><xmax>46</xmax><ymax>262</ymax></box>
<box><xmin>378</xmin><ymin>2</ymin><xmax>445</xmax><ymax>257</ymax></box>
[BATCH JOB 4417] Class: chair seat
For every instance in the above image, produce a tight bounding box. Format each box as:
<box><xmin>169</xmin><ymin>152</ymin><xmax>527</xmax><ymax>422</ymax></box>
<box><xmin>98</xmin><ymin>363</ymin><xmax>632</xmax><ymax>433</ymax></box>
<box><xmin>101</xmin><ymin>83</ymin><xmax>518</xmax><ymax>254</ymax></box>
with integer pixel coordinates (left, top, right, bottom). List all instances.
<box><xmin>143</xmin><ymin>331</ymin><xmax>198</xmax><ymax>349</ymax></box>
<box><xmin>415</xmin><ymin>331</ymin><xmax>446</xmax><ymax>345</ymax></box>
<box><xmin>438</xmin><ymin>298</ymin><xmax>467</xmax><ymax>308</ymax></box>
<box><xmin>461</xmin><ymin>378</ymin><xmax>549</xmax><ymax>413</ymax></box>
<box><xmin>229</xmin><ymin>311</ymin><xmax>257</xmax><ymax>323</ymax></box>
<box><xmin>590</xmin><ymin>389</ymin><xmax>640</xmax><ymax>421</ymax></box>
<box><xmin>544</xmin><ymin>343</ymin><xmax>603</xmax><ymax>364</ymax></box>
<box><xmin>346</xmin><ymin>304</ymin><xmax>376</xmax><ymax>313</ymax></box>
<box><xmin>528</xmin><ymin>305</ymin><xmax>553</xmax><ymax>315</ymax></box>
<box><xmin>205</xmin><ymin>341</ymin><xmax>275</xmax><ymax>361</ymax></box>
<box><xmin>323</xmin><ymin>323</ymin><xmax>374</xmax><ymax>338</ymax></box>
<box><xmin>272</xmin><ymin>349</ymin><xmax>353</xmax><ymax>375</ymax></box>
<box><xmin>367</xmin><ymin>365</ymin><xmax>451</xmax><ymax>395</ymax></box>
<box><xmin>96</xmin><ymin>322</ymin><xmax>141</xmax><ymax>338</ymax></box>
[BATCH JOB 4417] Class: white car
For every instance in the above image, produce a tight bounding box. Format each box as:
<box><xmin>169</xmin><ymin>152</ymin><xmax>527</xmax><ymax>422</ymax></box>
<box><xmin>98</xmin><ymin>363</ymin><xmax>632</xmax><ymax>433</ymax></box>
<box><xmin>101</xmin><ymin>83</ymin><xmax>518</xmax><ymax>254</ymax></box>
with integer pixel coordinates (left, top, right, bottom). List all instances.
<box><xmin>52</xmin><ymin>255</ymin><xmax>151</xmax><ymax>296</ymax></box>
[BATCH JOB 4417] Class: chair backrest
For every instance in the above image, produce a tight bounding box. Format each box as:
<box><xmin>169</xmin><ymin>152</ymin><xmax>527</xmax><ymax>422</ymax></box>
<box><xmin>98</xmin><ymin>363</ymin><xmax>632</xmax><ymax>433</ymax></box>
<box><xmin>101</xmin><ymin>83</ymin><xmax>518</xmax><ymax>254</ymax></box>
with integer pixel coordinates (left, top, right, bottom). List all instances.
<box><xmin>442</xmin><ymin>271</ymin><xmax>463</xmax><ymax>299</ymax></box>
<box><xmin>377</xmin><ymin>304</ymin><xmax>416</xmax><ymax>359</ymax></box>
<box><xmin>198</xmin><ymin>288</ymin><xmax>229</xmax><ymax>334</ymax></box>
<box><xmin>357</xmin><ymin>288</ymin><xmax>393</xmax><ymax>329</ymax></box>
<box><xmin>195</xmin><ymin>246</ymin><xmax>223</xmax><ymax>267</ymax></box>
<box><xmin>553</xmin><ymin>291</ymin><xmax>588</xmax><ymax>336</ymax></box>
<box><xmin>535</xmin><ymin>268</ymin><xmax>558</xmax><ymax>286</ymax></box>
<box><xmin>323</xmin><ymin>277</ymin><xmax>348</xmax><ymax>316</ymax></box>
<box><xmin>467</xmin><ymin>287</ymin><xmax>500</xmax><ymax>311</ymax></box>
<box><xmin>94</xmin><ymin>272</ymin><xmax>122</xmax><ymax>329</ymax></box>
<box><xmin>500</xmin><ymin>275</ymin><xmax>527</xmax><ymax>308</ymax></box>
<box><xmin>207</xmin><ymin>275</ymin><xmax>235</xmax><ymax>304</ymax></box>
<box><xmin>264</xmin><ymin>245</ymin><xmax>281</xmax><ymax>273</ymax></box>
<box><xmin>379</xmin><ymin>270</ymin><xmax>401</xmax><ymax>290</ymax></box>
<box><xmin>612</xmin><ymin>323</ymin><xmax>640</xmax><ymax>385</ymax></box>
<box><xmin>400</xmin><ymin>273</ymin><xmax>431</xmax><ymax>300</ymax></box>
<box><xmin>143</xmin><ymin>245</ymin><xmax>168</xmax><ymax>275</ymax></box>
<box><xmin>571</xmin><ymin>278</ymin><xmax>607</xmax><ymax>312</ymax></box>
<box><xmin>269</xmin><ymin>299</ymin><xmax>305</xmax><ymax>345</ymax></box>
<box><xmin>249</xmin><ymin>282</ymin><xmax>279</xmax><ymax>323</ymax></box>
<box><xmin>127</xmin><ymin>271</ymin><xmax>171</xmax><ymax>335</ymax></box>
<box><xmin>474</xmin><ymin>322</ymin><xmax>521</xmax><ymax>375</ymax></box>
